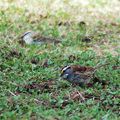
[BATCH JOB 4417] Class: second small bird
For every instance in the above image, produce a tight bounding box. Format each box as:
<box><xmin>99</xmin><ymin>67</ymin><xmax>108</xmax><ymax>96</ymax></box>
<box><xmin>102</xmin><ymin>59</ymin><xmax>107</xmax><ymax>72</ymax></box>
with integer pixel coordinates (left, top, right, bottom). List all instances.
<box><xmin>20</xmin><ymin>31</ymin><xmax>61</xmax><ymax>45</ymax></box>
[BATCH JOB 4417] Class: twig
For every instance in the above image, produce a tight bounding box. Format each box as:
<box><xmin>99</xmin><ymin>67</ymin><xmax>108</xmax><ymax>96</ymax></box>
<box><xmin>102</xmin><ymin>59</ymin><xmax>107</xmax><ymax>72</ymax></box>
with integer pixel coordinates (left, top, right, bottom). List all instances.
<box><xmin>34</xmin><ymin>98</ymin><xmax>40</xmax><ymax>102</ymax></box>
<box><xmin>77</xmin><ymin>91</ymin><xmax>85</xmax><ymax>101</ymax></box>
<box><xmin>93</xmin><ymin>62</ymin><xmax>110</xmax><ymax>74</ymax></box>
<box><xmin>8</xmin><ymin>90</ymin><xmax>16</xmax><ymax>96</ymax></box>
<box><xmin>94</xmin><ymin>62</ymin><xmax>110</xmax><ymax>70</ymax></box>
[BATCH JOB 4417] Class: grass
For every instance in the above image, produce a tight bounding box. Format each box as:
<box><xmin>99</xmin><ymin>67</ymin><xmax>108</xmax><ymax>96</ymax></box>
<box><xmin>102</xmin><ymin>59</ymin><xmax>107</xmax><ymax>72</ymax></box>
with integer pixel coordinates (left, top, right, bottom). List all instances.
<box><xmin>0</xmin><ymin>0</ymin><xmax>120</xmax><ymax>120</ymax></box>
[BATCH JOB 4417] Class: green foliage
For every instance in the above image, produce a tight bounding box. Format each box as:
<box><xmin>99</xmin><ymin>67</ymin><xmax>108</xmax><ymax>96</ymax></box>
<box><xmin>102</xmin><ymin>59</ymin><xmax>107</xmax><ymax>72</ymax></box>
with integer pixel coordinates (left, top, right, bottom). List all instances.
<box><xmin>0</xmin><ymin>0</ymin><xmax>120</xmax><ymax>119</ymax></box>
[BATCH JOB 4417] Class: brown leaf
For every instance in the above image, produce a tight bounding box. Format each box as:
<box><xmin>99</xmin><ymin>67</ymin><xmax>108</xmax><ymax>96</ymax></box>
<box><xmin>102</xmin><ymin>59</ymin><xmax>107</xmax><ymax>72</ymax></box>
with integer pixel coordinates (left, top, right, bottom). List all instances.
<box><xmin>31</xmin><ymin>58</ymin><xmax>39</xmax><ymax>64</ymax></box>
<box><xmin>6</xmin><ymin>49</ymin><xmax>21</xmax><ymax>59</ymax></box>
<box><xmin>68</xmin><ymin>55</ymin><xmax>76</xmax><ymax>62</ymax></box>
<box><xmin>112</xmin><ymin>66</ymin><xmax>120</xmax><ymax>70</ymax></box>
<box><xmin>41</xmin><ymin>59</ymin><xmax>49</xmax><ymax>67</ymax></box>
<box><xmin>17</xmin><ymin>81</ymin><xmax>55</xmax><ymax>94</ymax></box>
<box><xmin>82</xmin><ymin>37</ymin><xmax>92</xmax><ymax>43</ymax></box>
<box><xmin>70</xmin><ymin>91</ymin><xmax>85</xmax><ymax>102</ymax></box>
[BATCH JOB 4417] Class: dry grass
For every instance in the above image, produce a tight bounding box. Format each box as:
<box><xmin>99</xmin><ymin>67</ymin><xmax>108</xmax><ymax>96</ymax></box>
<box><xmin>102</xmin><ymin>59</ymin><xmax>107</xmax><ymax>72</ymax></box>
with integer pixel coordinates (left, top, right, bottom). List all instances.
<box><xmin>0</xmin><ymin>0</ymin><xmax>120</xmax><ymax>56</ymax></box>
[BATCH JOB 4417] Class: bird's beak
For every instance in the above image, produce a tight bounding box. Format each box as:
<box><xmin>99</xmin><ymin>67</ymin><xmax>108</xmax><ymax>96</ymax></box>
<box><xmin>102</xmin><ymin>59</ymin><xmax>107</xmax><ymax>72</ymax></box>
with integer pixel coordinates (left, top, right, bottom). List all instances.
<box><xmin>60</xmin><ymin>73</ymin><xmax>63</xmax><ymax>77</ymax></box>
<box><xmin>60</xmin><ymin>70</ymin><xmax>64</xmax><ymax>77</ymax></box>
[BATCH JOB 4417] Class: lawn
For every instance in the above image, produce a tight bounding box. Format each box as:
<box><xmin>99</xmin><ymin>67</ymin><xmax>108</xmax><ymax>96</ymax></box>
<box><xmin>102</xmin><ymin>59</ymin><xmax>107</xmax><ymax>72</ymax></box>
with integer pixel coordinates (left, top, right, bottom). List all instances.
<box><xmin>0</xmin><ymin>0</ymin><xmax>120</xmax><ymax>119</ymax></box>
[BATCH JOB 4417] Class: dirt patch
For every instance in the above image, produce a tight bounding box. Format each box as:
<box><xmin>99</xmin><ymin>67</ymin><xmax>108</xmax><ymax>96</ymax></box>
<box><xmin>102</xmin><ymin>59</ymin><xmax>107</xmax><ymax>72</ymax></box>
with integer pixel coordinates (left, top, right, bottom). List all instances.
<box><xmin>30</xmin><ymin>58</ymin><xmax>40</xmax><ymax>64</ymax></box>
<box><xmin>41</xmin><ymin>59</ymin><xmax>49</xmax><ymax>68</ymax></box>
<box><xmin>16</xmin><ymin>81</ymin><xmax>55</xmax><ymax>94</ymax></box>
<box><xmin>5</xmin><ymin>49</ymin><xmax>22</xmax><ymax>59</ymax></box>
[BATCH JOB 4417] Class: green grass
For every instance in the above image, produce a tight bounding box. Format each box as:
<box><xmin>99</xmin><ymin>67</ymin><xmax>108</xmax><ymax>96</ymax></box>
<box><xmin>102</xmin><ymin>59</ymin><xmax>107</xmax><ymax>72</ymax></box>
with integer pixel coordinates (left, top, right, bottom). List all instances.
<box><xmin>0</xmin><ymin>0</ymin><xmax>120</xmax><ymax>120</ymax></box>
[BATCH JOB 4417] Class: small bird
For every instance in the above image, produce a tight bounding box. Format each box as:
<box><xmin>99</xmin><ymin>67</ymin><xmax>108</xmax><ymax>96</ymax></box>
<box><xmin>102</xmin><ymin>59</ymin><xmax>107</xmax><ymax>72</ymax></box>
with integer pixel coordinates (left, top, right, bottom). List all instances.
<box><xmin>60</xmin><ymin>64</ymin><xmax>109</xmax><ymax>86</ymax></box>
<box><xmin>20</xmin><ymin>31</ymin><xmax>61</xmax><ymax>45</ymax></box>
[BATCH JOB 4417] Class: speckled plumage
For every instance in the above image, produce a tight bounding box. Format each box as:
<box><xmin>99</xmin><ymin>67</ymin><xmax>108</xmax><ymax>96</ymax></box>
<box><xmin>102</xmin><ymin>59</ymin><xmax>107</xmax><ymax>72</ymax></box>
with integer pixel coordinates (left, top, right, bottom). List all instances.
<box><xmin>20</xmin><ymin>31</ymin><xmax>61</xmax><ymax>45</ymax></box>
<box><xmin>60</xmin><ymin>63</ymin><xmax>110</xmax><ymax>86</ymax></box>
<box><xmin>60</xmin><ymin>65</ymin><xmax>95</xmax><ymax>85</ymax></box>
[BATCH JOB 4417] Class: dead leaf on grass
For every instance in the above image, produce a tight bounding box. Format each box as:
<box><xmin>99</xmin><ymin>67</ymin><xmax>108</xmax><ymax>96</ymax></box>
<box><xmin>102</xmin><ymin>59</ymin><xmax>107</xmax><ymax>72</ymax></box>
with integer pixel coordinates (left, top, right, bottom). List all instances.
<box><xmin>69</xmin><ymin>91</ymin><xmax>85</xmax><ymax>102</ymax></box>
<box><xmin>41</xmin><ymin>59</ymin><xmax>49</xmax><ymax>67</ymax></box>
<box><xmin>82</xmin><ymin>36</ymin><xmax>92</xmax><ymax>43</ymax></box>
<box><xmin>30</xmin><ymin>58</ymin><xmax>39</xmax><ymax>64</ymax></box>
<box><xmin>17</xmin><ymin>81</ymin><xmax>55</xmax><ymax>94</ymax></box>
<box><xmin>68</xmin><ymin>55</ymin><xmax>77</xmax><ymax>62</ymax></box>
<box><xmin>112</xmin><ymin>66</ymin><xmax>120</xmax><ymax>70</ymax></box>
<box><xmin>6</xmin><ymin>49</ymin><xmax>21</xmax><ymax>59</ymax></box>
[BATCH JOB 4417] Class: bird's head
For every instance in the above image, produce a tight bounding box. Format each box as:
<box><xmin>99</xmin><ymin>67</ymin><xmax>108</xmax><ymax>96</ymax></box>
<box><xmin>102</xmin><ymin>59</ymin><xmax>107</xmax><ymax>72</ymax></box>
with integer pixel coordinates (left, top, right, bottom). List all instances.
<box><xmin>20</xmin><ymin>31</ymin><xmax>34</xmax><ymax>44</ymax></box>
<box><xmin>60</xmin><ymin>66</ymin><xmax>74</xmax><ymax>79</ymax></box>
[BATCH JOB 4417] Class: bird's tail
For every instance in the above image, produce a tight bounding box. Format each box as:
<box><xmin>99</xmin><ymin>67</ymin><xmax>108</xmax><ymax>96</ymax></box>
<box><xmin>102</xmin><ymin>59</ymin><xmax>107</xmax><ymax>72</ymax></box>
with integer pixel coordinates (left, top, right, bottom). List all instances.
<box><xmin>92</xmin><ymin>62</ymin><xmax>110</xmax><ymax>74</ymax></box>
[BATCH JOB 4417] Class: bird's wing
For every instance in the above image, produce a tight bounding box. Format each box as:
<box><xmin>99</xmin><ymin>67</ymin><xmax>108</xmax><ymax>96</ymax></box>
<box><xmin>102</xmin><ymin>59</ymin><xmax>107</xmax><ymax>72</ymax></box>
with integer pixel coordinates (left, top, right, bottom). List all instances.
<box><xmin>32</xmin><ymin>34</ymin><xmax>60</xmax><ymax>43</ymax></box>
<box><xmin>32</xmin><ymin>33</ymin><xmax>42</xmax><ymax>40</ymax></box>
<box><xmin>72</xmin><ymin>65</ymin><xmax>95</xmax><ymax>73</ymax></box>
<box><xmin>75</xmin><ymin>71</ymin><xmax>93</xmax><ymax>76</ymax></box>
<box><xmin>74</xmin><ymin>72</ymin><xmax>94</xmax><ymax>81</ymax></box>
<box><xmin>72</xmin><ymin>73</ymin><xmax>92</xmax><ymax>84</ymax></box>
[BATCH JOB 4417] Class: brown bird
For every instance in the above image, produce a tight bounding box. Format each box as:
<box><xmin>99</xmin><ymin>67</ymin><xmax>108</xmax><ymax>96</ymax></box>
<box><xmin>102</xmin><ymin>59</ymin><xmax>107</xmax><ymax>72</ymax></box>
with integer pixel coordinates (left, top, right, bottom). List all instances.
<box><xmin>60</xmin><ymin>63</ymin><xmax>109</xmax><ymax>86</ymax></box>
<box><xmin>20</xmin><ymin>31</ymin><xmax>61</xmax><ymax>45</ymax></box>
